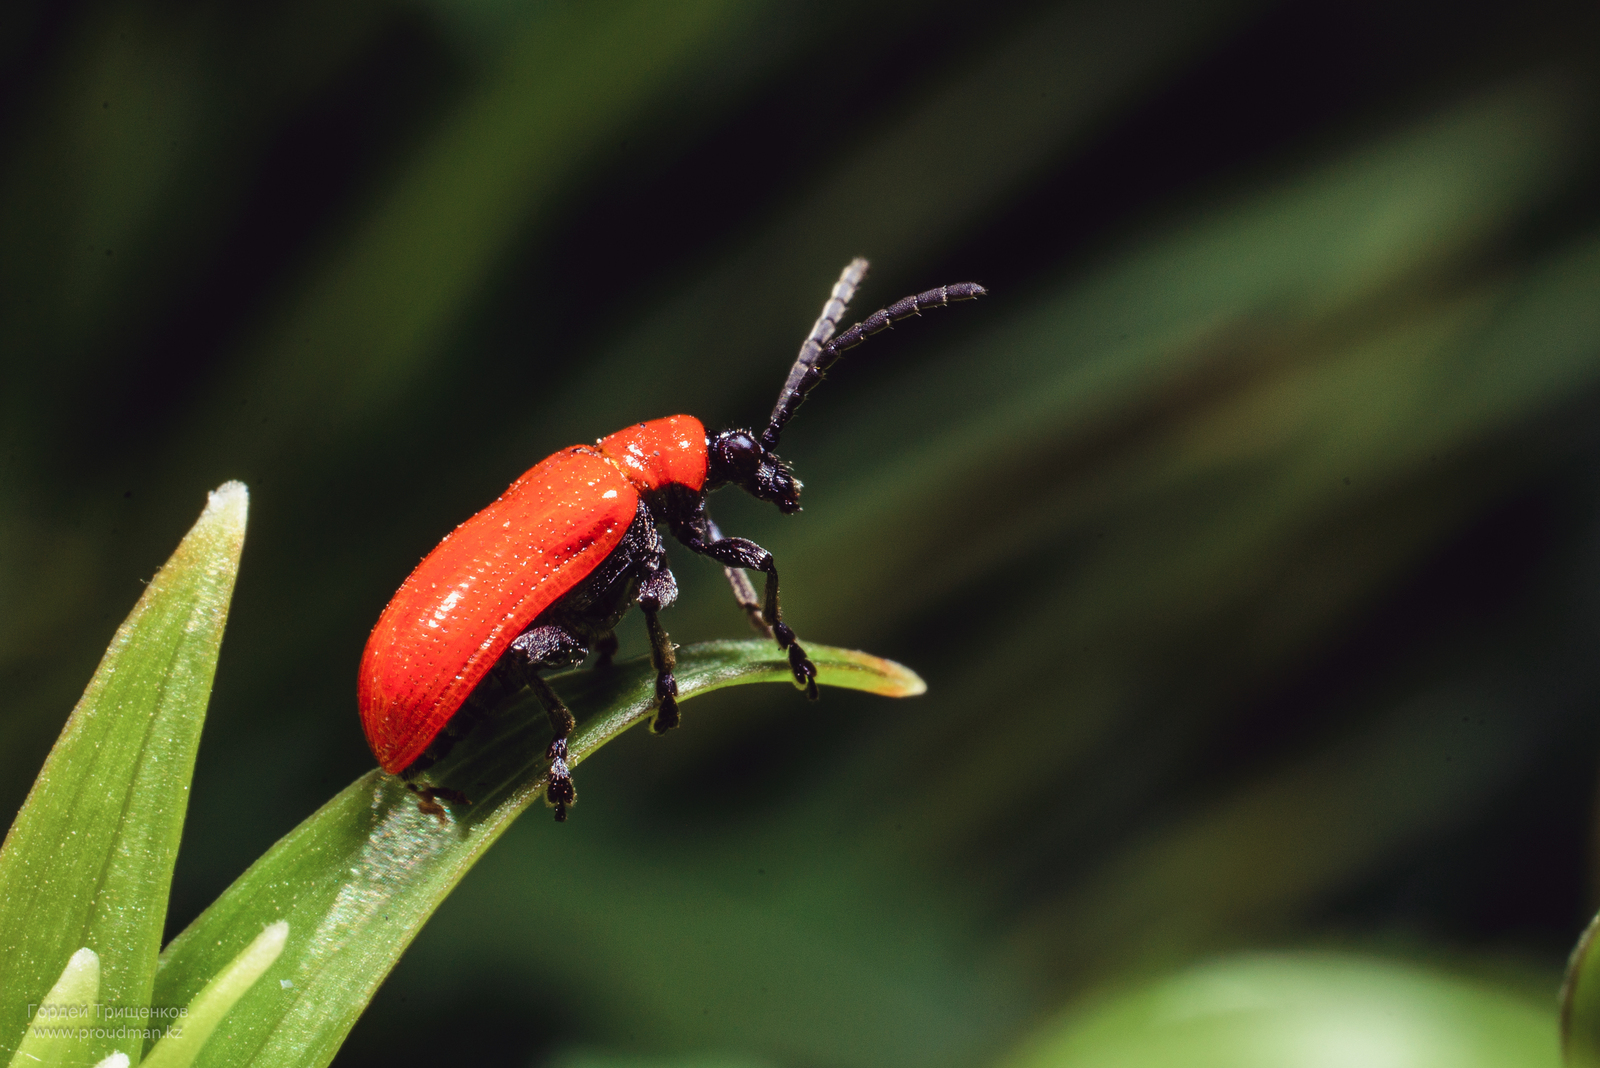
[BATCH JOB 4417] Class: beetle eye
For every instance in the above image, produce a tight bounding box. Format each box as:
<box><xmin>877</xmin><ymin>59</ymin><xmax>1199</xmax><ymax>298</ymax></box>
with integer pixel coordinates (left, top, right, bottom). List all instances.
<box><xmin>724</xmin><ymin>432</ymin><xmax>761</xmax><ymax>475</ymax></box>
<box><xmin>710</xmin><ymin>429</ymin><xmax>761</xmax><ymax>479</ymax></box>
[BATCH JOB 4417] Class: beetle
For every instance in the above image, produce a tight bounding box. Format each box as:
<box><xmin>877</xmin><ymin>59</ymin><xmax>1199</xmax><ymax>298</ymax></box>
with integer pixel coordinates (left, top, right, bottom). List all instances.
<box><xmin>358</xmin><ymin>259</ymin><xmax>985</xmax><ymax>820</ymax></box>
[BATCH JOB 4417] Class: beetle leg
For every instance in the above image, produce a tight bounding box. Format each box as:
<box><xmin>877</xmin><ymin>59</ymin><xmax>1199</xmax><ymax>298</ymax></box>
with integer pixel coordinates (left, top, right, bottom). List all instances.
<box><xmin>594</xmin><ymin>631</ymin><xmax>619</xmax><ymax>669</ymax></box>
<box><xmin>521</xmin><ymin>674</ymin><xmax>576</xmax><ymax>821</ymax></box>
<box><xmin>684</xmin><ymin>535</ymin><xmax>817</xmax><ymax>699</ymax></box>
<box><xmin>504</xmin><ymin>626</ymin><xmax>588</xmax><ymax>821</ymax></box>
<box><xmin>405</xmin><ymin>782</ymin><xmax>471</xmax><ymax>825</ymax></box>
<box><xmin>705</xmin><ymin>513</ymin><xmax>772</xmax><ymax>637</ymax></box>
<box><xmin>638</xmin><ymin>566</ymin><xmax>681</xmax><ymax>732</ymax></box>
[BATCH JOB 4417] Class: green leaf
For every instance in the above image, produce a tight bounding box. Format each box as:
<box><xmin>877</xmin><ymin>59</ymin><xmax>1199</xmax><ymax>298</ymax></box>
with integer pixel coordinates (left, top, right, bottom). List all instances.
<box><xmin>1000</xmin><ymin>952</ymin><xmax>1558</xmax><ymax>1068</ymax></box>
<box><xmin>142</xmin><ymin>922</ymin><xmax>288</xmax><ymax>1068</ymax></box>
<box><xmin>153</xmin><ymin>641</ymin><xmax>922</xmax><ymax>1068</ymax></box>
<box><xmin>0</xmin><ymin>483</ymin><xmax>249</xmax><ymax>1066</ymax></box>
<box><xmin>1562</xmin><ymin>913</ymin><xmax>1600</xmax><ymax>1065</ymax></box>
<box><xmin>8</xmin><ymin>947</ymin><xmax>100</xmax><ymax>1068</ymax></box>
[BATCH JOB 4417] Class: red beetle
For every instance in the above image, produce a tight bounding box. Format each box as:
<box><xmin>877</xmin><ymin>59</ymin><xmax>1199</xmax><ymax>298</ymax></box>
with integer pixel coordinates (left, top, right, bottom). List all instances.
<box><xmin>359</xmin><ymin>260</ymin><xmax>984</xmax><ymax>819</ymax></box>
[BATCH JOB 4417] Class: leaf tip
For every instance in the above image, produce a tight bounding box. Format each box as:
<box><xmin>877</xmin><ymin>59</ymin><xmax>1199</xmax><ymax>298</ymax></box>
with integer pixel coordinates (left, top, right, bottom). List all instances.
<box><xmin>65</xmin><ymin>945</ymin><xmax>102</xmax><ymax>978</ymax></box>
<box><xmin>258</xmin><ymin>919</ymin><xmax>289</xmax><ymax>955</ymax></box>
<box><xmin>140</xmin><ymin>920</ymin><xmax>289</xmax><ymax>1068</ymax></box>
<box><xmin>10</xmin><ymin>947</ymin><xmax>104</xmax><ymax>1066</ymax></box>
<box><xmin>1561</xmin><ymin>910</ymin><xmax>1600</xmax><ymax>1058</ymax></box>
<box><xmin>203</xmin><ymin>481</ymin><xmax>249</xmax><ymax>527</ymax></box>
<box><xmin>41</xmin><ymin>945</ymin><xmax>101</xmax><ymax>1010</ymax></box>
<box><xmin>816</xmin><ymin>648</ymin><xmax>927</xmax><ymax>698</ymax></box>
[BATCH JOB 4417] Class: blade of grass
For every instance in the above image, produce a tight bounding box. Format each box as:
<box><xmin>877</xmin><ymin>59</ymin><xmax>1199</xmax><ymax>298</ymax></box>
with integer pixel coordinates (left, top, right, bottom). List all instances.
<box><xmin>7</xmin><ymin>948</ymin><xmax>100</xmax><ymax>1068</ymax></box>
<box><xmin>1562</xmin><ymin>911</ymin><xmax>1600</xmax><ymax>1065</ymax></box>
<box><xmin>1001</xmin><ymin>953</ymin><xmax>1557</xmax><ymax>1068</ymax></box>
<box><xmin>141</xmin><ymin>922</ymin><xmax>288</xmax><ymax>1068</ymax></box>
<box><xmin>152</xmin><ymin>640</ymin><xmax>922</xmax><ymax>1068</ymax></box>
<box><xmin>0</xmin><ymin>483</ymin><xmax>248</xmax><ymax>1066</ymax></box>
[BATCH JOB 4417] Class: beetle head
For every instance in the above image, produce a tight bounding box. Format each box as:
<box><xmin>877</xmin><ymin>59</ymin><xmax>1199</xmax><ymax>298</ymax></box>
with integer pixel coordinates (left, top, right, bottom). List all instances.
<box><xmin>708</xmin><ymin>428</ymin><xmax>801</xmax><ymax>513</ymax></box>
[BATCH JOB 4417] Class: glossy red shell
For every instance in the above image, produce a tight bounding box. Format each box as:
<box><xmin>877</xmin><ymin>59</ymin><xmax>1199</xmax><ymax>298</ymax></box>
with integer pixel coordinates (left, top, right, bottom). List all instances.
<box><xmin>358</xmin><ymin>416</ymin><xmax>708</xmax><ymax>773</ymax></box>
<box><xmin>598</xmin><ymin>414</ymin><xmax>708</xmax><ymax>493</ymax></box>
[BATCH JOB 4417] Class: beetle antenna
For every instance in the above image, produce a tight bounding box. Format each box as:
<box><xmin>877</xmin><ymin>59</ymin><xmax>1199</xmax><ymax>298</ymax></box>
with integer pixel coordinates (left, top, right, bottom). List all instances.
<box><xmin>761</xmin><ymin>265</ymin><xmax>986</xmax><ymax>449</ymax></box>
<box><xmin>762</xmin><ymin>258</ymin><xmax>868</xmax><ymax>449</ymax></box>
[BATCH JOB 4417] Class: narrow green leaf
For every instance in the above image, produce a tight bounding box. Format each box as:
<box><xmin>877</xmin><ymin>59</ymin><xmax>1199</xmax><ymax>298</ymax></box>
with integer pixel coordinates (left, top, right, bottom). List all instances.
<box><xmin>0</xmin><ymin>483</ymin><xmax>249</xmax><ymax>1066</ymax></box>
<box><xmin>142</xmin><ymin>922</ymin><xmax>288</xmax><ymax>1068</ymax></box>
<box><xmin>153</xmin><ymin>640</ymin><xmax>923</xmax><ymax>1068</ymax></box>
<box><xmin>1562</xmin><ymin>913</ymin><xmax>1600</xmax><ymax>1065</ymax></box>
<box><xmin>8</xmin><ymin>947</ymin><xmax>100</xmax><ymax>1068</ymax></box>
<box><xmin>1002</xmin><ymin>953</ymin><xmax>1557</xmax><ymax>1068</ymax></box>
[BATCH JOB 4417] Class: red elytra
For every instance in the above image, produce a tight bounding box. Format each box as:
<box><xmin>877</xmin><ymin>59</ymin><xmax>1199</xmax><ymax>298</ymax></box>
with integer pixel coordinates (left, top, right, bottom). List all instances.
<box><xmin>357</xmin><ymin>261</ymin><xmax>985</xmax><ymax>821</ymax></box>
<box><xmin>358</xmin><ymin>415</ymin><xmax>706</xmax><ymax>775</ymax></box>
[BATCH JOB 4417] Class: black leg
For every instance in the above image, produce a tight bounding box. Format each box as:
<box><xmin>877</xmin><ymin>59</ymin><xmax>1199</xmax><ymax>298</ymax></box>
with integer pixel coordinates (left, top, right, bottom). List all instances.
<box><xmin>638</xmin><ymin>566</ymin><xmax>681</xmax><ymax>732</ymax></box>
<box><xmin>594</xmin><ymin>631</ymin><xmax>619</xmax><ymax>669</ymax></box>
<box><xmin>527</xmin><ymin>674</ymin><xmax>577</xmax><ymax>821</ymax></box>
<box><xmin>405</xmin><ymin>782</ymin><xmax>471</xmax><ymax>825</ymax></box>
<box><xmin>682</xmin><ymin>533</ymin><xmax>817</xmax><ymax>698</ymax></box>
<box><xmin>504</xmin><ymin>624</ymin><xmax>589</xmax><ymax>822</ymax></box>
<box><xmin>706</xmin><ymin>513</ymin><xmax>772</xmax><ymax>637</ymax></box>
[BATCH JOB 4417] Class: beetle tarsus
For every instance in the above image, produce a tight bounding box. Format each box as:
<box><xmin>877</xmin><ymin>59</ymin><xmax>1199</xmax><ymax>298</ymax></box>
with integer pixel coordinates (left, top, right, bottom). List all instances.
<box><xmin>774</xmin><ymin>623</ymin><xmax>817</xmax><ymax>697</ymax></box>
<box><xmin>415</xmin><ymin>794</ymin><xmax>447</xmax><ymax>824</ymax></box>
<box><xmin>545</xmin><ymin>735</ymin><xmax>577</xmax><ymax>821</ymax></box>
<box><xmin>529</xmin><ymin>676</ymin><xmax>579</xmax><ymax>822</ymax></box>
<box><xmin>653</xmin><ymin>669</ymin><xmax>680</xmax><ymax>733</ymax></box>
<box><xmin>787</xmin><ymin>643</ymin><xmax>818</xmax><ymax>696</ymax></box>
<box><xmin>406</xmin><ymin>782</ymin><xmax>471</xmax><ymax>824</ymax></box>
<box><xmin>653</xmin><ymin>692</ymin><xmax>681</xmax><ymax>733</ymax></box>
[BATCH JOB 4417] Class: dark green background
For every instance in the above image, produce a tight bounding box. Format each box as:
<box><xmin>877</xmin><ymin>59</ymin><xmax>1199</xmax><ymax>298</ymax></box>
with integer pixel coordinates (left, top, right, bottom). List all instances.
<box><xmin>4</xmin><ymin>0</ymin><xmax>1600</xmax><ymax>1064</ymax></box>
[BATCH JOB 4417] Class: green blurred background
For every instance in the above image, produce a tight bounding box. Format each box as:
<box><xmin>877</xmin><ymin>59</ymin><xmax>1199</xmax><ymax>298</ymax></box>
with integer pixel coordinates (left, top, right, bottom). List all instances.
<box><xmin>5</xmin><ymin>0</ymin><xmax>1600</xmax><ymax>1064</ymax></box>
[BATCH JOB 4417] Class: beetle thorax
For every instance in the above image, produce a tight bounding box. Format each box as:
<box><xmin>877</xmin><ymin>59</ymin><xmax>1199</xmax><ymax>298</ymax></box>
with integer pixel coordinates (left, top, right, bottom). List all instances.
<box><xmin>596</xmin><ymin>415</ymin><xmax>709</xmax><ymax>495</ymax></box>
